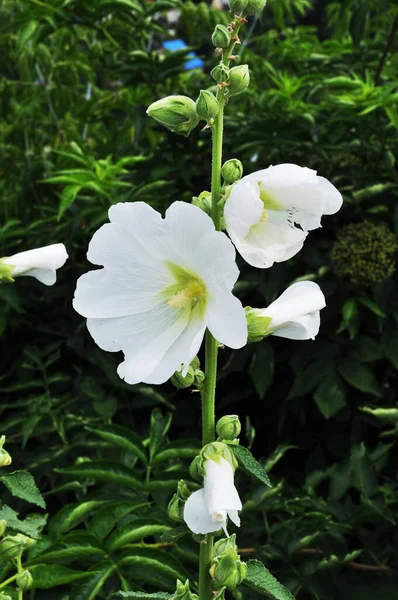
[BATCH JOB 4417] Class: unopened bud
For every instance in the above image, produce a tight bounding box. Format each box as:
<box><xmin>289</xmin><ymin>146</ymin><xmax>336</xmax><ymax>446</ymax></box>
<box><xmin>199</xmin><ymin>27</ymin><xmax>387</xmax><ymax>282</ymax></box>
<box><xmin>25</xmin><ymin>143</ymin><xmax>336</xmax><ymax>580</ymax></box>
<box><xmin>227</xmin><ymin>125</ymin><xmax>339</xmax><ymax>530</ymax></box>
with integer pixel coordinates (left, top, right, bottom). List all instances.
<box><xmin>245</xmin><ymin>307</ymin><xmax>272</xmax><ymax>342</ymax></box>
<box><xmin>221</xmin><ymin>159</ymin><xmax>243</xmax><ymax>184</ymax></box>
<box><xmin>228</xmin><ymin>65</ymin><xmax>250</xmax><ymax>96</ymax></box>
<box><xmin>171</xmin><ymin>579</ymin><xmax>198</xmax><ymax>600</ymax></box>
<box><xmin>16</xmin><ymin>570</ymin><xmax>33</xmax><ymax>591</ymax></box>
<box><xmin>0</xmin><ymin>435</ymin><xmax>11</xmax><ymax>467</ymax></box>
<box><xmin>212</xmin><ymin>25</ymin><xmax>231</xmax><ymax>49</ymax></box>
<box><xmin>192</xmin><ymin>191</ymin><xmax>212</xmax><ymax>216</ymax></box>
<box><xmin>216</xmin><ymin>415</ymin><xmax>241</xmax><ymax>441</ymax></box>
<box><xmin>0</xmin><ymin>520</ymin><xmax>6</xmax><ymax>537</ymax></box>
<box><xmin>245</xmin><ymin>0</ymin><xmax>267</xmax><ymax>15</ymax></box>
<box><xmin>189</xmin><ymin>455</ymin><xmax>203</xmax><ymax>481</ymax></box>
<box><xmin>196</xmin><ymin>90</ymin><xmax>219</xmax><ymax>122</ymax></box>
<box><xmin>228</xmin><ymin>0</ymin><xmax>248</xmax><ymax>13</ymax></box>
<box><xmin>171</xmin><ymin>367</ymin><xmax>195</xmax><ymax>389</ymax></box>
<box><xmin>211</xmin><ymin>535</ymin><xmax>247</xmax><ymax>589</ymax></box>
<box><xmin>211</xmin><ymin>64</ymin><xmax>229</xmax><ymax>84</ymax></box>
<box><xmin>168</xmin><ymin>479</ymin><xmax>191</xmax><ymax>522</ymax></box>
<box><xmin>199</xmin><ymin>441</ymin><xmax>238</xmax><ymax>472</ymax></box>
<box><xmin>0</xmin><ymin>535</ymin><xmax>25</xmax><ymax>560</ymax></box>
<box><xmin>147</xmin><ymin>95</ymin><xmax>199</xmax><ymax>137</ymax></box>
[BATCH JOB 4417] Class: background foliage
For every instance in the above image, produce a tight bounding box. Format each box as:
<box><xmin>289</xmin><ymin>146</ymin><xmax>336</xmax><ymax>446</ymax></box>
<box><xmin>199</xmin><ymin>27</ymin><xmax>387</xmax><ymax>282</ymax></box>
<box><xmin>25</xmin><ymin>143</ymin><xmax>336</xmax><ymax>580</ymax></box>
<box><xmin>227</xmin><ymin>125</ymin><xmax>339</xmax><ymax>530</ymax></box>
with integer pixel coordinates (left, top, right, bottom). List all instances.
<box><xmin>1</xmin><ymin>0</ymin><xmax>398</xmax><ymax>598</ymax></box>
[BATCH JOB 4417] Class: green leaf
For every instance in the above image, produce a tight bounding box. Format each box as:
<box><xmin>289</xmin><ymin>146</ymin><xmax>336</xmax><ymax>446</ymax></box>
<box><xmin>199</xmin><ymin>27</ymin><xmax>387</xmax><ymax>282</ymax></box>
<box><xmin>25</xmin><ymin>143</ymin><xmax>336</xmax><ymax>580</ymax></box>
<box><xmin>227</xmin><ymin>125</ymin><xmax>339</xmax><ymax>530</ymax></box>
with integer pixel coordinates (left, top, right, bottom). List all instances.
<box><xmin>57</xmin><ymin>184</ymin><xmax>81</xmax><ymax>220</ymax></box>
<box><xmin>0</xmin><ymin>505</ymin><xmax>46</xmax><ymax>539</ymax></box>
<box><xmin>338</xmin><ymin>359</ymin><xmax>381</xmax><ymax>396</ymax></box>
<box><xmin>249</xmin><ymin>344</ymin><xmax>274</xmax><ymax>399</ymax></box>
<box><xmin>263</xmin><ymin>445</ymin><xmax>297</xmax><ymax>472</ymax></box>
<box><xmin>358</xmin><ymin>298</ymin><xmax>386</xmax><ymax>318</ymax></box>
<box><xmin>86</xmin><ymin>424</ymin><xmax>147</xmax><ymax>464</ymax></box>
<box><xmin>49</xmin><ymin>501</ymin><xmax>106</xmax><ymax>537</ymax></box>
<box><xmin>350</xmin><ymin>442</ymin><xmax>377</xmax><ymax>497</ymax></box>
<box><xmin>149</xmin><ymin>408</ymin><xmax>172</xmax><ymax>462</ymax></box>
<box><xmin>231</xmin><ymin>446</ymin><xmax>272</xmax><ymax>488</ymax></box>
<box><xmin>55</xmin><ymin>461</ymin><xmax>143</xmax><ymax>489</ymax></box>
<box><xmin>152</xmin><ymin>447</ymin><xmax>199</xmax><ymax>465</ymax></box>
<box><xmin>113</xmin><ymin>594</ymin><xmax>171</xmax><ymax>600</ymax></box>
<box><xmin>350</xmin><ymin>6</ymin><xmax>369</xmax><ymax>47</ymax></box>
<box><xmin>70</xmin><ymin>565</ymin><xmax>116</xmax><ymax>600</ymax></box>
<box><xmin>29</xmin><ymin>564</ymin><xmax>98</xmax><ymax>588</ymax></box>
<box><xmin>314</xmin><ymin>373</ymin><xmax>346</xmax><ymax>419</ymax></box>
<box><xmin>30</xmin><ymin>545</ymin><xmax>106</xmax><ymax>563</ymax></box>
<box><xmin>1</xmin><ymin>470</ymin><xmax>45</xmax><ymax>508</ymax></box>
<box><xmin>106</xmin><ymin>522</ymin><xmax>171</xmax><ymax>552</ymax></box>
<box><xmin>244</xmin><ymin>559</ymin><xmax>295</xmax><ymax>600</ymax></box>
<box><xmin>89</xmin><ymin>501</ymin><xmax>149</xmax><ymax>540</ymax></box>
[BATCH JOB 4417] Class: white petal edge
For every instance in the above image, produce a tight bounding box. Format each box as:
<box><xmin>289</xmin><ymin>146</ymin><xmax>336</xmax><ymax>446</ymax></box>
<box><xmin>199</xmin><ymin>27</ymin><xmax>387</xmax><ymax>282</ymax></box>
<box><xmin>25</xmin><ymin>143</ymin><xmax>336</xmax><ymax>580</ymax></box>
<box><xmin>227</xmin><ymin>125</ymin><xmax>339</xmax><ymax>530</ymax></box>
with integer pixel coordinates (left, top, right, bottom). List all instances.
<box><xmin>183</xmin><ymin>489</ymin><xmax>223</xmax><ymax>535</ymax></box>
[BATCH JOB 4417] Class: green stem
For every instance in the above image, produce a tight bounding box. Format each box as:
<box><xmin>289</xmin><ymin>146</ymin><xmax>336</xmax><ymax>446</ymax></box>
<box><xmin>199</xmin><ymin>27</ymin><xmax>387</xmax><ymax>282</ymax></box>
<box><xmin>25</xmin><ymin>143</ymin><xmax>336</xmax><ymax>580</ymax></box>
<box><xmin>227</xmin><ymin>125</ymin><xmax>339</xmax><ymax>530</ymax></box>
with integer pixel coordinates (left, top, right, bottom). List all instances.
<box><xmin>16</xmin><ymin>556</ymin><xmax>23</xmax><ymax>600</ymax></box>
<box><xmin>198</xmin><ymin>16</ymin><xmax>243</xmax><ymax>600</ymax></box>
<box><xmin>0</xmin><ymin>572</ymin><xmax>18</xmax><ymax>590</ymax></box>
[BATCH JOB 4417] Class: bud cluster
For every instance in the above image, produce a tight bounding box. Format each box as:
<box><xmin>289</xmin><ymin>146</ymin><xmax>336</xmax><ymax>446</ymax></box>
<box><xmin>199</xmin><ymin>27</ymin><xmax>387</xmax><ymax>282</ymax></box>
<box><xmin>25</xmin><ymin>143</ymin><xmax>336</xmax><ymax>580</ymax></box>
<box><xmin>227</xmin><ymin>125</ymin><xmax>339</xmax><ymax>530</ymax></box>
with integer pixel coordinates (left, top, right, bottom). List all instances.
<box><xmin>211</xmin><ymin>64</ymin><xmax>250</xmax><ymax>98</ymax></box>
<box><xmin>170</xmin><ymin>579</ymin><xmax>198</xmax><ymax>600</ymax></box>
<box><xmin>210</xmin><ymin>534</ymin><xmax>247</xmax><ymax>589</ymax></box>
<box><xmin>171</xmin><ymin>357</ymin><xmax>205</xmax><ymax>390</ymax></box>
<box><xmin>228</xmin><ymin>0</ymin><xmax>267</xmax><ymax>15</ymax></box>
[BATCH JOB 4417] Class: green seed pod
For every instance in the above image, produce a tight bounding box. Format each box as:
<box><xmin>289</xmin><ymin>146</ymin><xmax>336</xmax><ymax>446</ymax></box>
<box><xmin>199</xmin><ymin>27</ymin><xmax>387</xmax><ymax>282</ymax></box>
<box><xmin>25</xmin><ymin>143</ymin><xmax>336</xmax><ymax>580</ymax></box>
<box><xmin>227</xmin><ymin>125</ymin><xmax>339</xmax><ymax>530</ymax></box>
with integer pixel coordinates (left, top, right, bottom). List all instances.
<box><xmin>228</xmin><ymin>65</ymin><xmax>250</xmax><ymax>96</ymax></box>
<box><xmin>147</xmin><ymin>96</ymin><xmax>199</xmax><ymax>137</ymax></box>
<box><xmin>16</xmin><ymin>569</ymin><xmax>33</xmax><ymax>591</ymax></box>
<box><xmin>228</xmin><ymin>0</ymin><xmax>248</xmax><ymax>13</ymax></box>
<box><xmin>216</xmin><ymin>415</ymin><xmax>241</xmax><ymax>441</ymax></box>
<box><xmin>212</xmin><ymin>24</ymin><xmax>231</xmax><ymax>49</ymax></box>
<box><xmin>221</xmin><ymin>159</ymin><xmax>243</xmax><ymax>184</ymax></box>
<box><xmin>196</xmin><ymin>90</ymin><xmax>220</xmax><ymax>122</ymax></box>
<box><xmin>245</xmin><ymin>0</ymin><xmax>267</xmax><ymax>15</ymax></box>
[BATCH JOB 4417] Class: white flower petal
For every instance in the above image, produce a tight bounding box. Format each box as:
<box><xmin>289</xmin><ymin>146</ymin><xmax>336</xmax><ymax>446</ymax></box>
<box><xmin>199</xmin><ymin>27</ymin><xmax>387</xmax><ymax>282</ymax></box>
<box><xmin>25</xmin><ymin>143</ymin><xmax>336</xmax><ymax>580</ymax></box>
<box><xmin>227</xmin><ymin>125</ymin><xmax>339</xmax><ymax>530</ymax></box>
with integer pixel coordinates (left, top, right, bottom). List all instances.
<box><xmin>272</xmin><ymin>313</ymin><xmax>321</xmax><ymax>340</ymax></box>
<box><xmin>224</xmin><ymin>181</ymin><xmax>263</xmax><ymax>239</ymax></box>
<box><xmin>4</xmin><ymin>244</ymin><xmax>68</xmax><ymax>285</ymax></box>
<box><xmin>206</xmin><ymin>292</ymin><xmax>247</xmax><ymax>349</ymax></box>
<box><xmin>227</xmin><ymin>510</ymin><xmax>241</xmax><ymax>527</ymax></box>
<box><xmin>317</xmin><ymin>176</ymin><xmax>343</xmax><ymax>215</ymax></box>
<box><xmin>204</xmin><ymin>458</ymin><xmax>242</xmax><ymax>518</ymax></box>
<box><xmin>183</xmin><ymin>489</ymin><xmax>223</xmax><ymax>535</ymax></box>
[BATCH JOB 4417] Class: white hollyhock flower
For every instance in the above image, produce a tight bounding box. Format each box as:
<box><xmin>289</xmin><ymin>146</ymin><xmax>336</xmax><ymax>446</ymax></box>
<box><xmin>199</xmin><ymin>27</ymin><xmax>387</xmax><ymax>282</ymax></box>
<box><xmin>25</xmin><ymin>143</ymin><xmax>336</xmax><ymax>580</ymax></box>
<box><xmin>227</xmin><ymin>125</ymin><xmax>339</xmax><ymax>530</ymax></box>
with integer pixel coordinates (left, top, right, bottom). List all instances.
<box><xmin>73</xmin><ymin>201</ymin><xmax>247</xmax><ymax>385</ymax></box>
<box><xmin>224</xmin><ymin>163</ymin><xmax>343</xmax><ymax>268</ymax></box>
<box><xmin>253</xmin><ymin>281</ymin><xmax>326</xmax><ymax>340</ymax></box>
<box><xmin>2</xmin><ymin>244</ymin><xmax>68</xmax><ymax>285</ymax></box>
<box><xmin>184</xmin><ymin>458</ymin><xmax>242</xmax><ymax>535</ymax></box>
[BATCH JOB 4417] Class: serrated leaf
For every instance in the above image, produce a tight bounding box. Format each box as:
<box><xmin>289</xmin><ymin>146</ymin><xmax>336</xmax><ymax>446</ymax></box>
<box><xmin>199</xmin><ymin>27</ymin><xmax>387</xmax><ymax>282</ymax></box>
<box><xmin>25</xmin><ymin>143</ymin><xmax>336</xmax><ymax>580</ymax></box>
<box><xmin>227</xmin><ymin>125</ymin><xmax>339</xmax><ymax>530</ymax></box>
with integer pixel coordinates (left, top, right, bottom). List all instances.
<box><xmin>30</xmin><ymin>545</ymin><xmax>106</xmax><ymax>564</ymax></box>
<box><xmin>244</xmin><ymin>559</ymin><xmax>295</xmax><ymax>600</ymax></box>
<box><xmin>149</xmin><ymin>409</ymin><xmax>172</xmax><ymax>462</ymax></box>
<box><xmin>29</xmin><ymin>564</ymin><xmax>98</xmax><ymax>588</ymax></box>
<box><xmin>1</xmin><ymin>470</ymin><xmax>45</xmax><ymax>508</ymax></box>
<box><xmin>231</xmin><ymin>446</ymin><xmax>272</xmax><ymax>487</ymax></box>
<box><xmin>57</xmin><ymin>184</ymin><xmax>81</xmax><ymax>220</ymax></box>
<box><xmin>86</xmin><ymin>424</ymin><xmax>147</xmax><ymax>464</ymax></box>
<box><xmin>89</xmin><ymin>501</ymin><xmax>148</xmax><ymax>540</ymax></box>
<box><xmin>55</xmin><ymin>461</ymin><xmax>142</xmax><ymax>489</ymax></box>
<box><xmin>0</xmin><ymin>505</ymin><xmax>46</xmax><ymax>538</ymax></box>
<box><xmin>107</xmin><ymin>522</ymin><xmax>171</xmax><ymax>552</ymax></box>
<box><xmin>113</xmin><ymin>594</ymin><xmax>171</xmax><ymax>599</ymax></box>
<box><xmin>49</xmin><ymin>501</ymin><xmax>108</xmax><ymax>537</ymax></box>
<box><xmin>70</xmin><ymin>565</ymin><xmax>116</xmax><ymax>600</ymax></box>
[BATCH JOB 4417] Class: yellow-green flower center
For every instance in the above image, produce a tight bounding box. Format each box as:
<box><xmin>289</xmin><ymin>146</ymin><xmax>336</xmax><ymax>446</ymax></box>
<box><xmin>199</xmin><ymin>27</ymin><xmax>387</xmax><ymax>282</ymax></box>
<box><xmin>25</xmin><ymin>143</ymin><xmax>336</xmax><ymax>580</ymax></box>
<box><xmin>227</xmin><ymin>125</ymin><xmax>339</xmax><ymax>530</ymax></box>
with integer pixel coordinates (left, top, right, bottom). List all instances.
<box><xmin>258</xmin><ymin>183</ymin><xmax>283</xmax><ymax>211</ymax></box>
<box><xmin>161</xmin><ymin>262</ymin><xmax>207</xmax><ymax>319</ymax></box>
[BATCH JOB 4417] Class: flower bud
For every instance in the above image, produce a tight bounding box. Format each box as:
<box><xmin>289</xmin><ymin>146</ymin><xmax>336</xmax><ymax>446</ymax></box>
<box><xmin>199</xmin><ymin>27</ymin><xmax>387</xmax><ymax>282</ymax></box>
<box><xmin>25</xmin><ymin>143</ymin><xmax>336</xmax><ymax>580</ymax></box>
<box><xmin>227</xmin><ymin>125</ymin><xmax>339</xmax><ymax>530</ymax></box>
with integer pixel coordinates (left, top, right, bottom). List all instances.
<box><xmin>170</xmin><ymin>579</ymin><xmax>198</xmax><ymax>600</ymax></box>
<box><xmin>216</xmin><ymin>415</ymin><xmax>241</xmax><ymax>441</ymax></box>
<box><xmin>146</xmin><ymin>95</ymin><xmax>199</xmax><ymax>137</ymax></box>
<box><xmin>0</xmin><ymin>535</ymin><xmax>25</xmax><ymax>560</ymax></box>
<box><xmin>171</xmin><ymin>366</ymin><xmax>195</xmax><ymax>389</ymax></box>
<box><xmin>228</xmin><ymin>0</ymin><xmax>248</xmax><ymax>13</ymax></box>
<box><xmin>0</xmin><ymin>520</ymin><xmax>6</xmax><ymax>537</ymax></box>
<box><xmin>245</xmin><ymin>0</ymin><xmax>267</xmax><ymax>15</ymax></box>
<box><xmin>16</xmin><ymin>570</ymin><xmax>33</xmax><ymax>591</ymax></box>
<box><xmin>210</xmin><ymin>535</ymin><xmax>247</xmax><ymax>589</ymax></box>
<box><xmin>221</xmin><ymin>159</ymin><xmax>243</xmax><ymax>184</ymax></box>
<box><xmin>168</xmin><ymin>479</ymin><xmax>191</xmax><ymax>522</ymax></box>
<box><xmin>245</xmin><ymin>307</ymin><xmax>272</xmax><ymax>342</ymax></box>
<box><xmin>227</xmin><ymin>65</ymin><xmax>250</xmax><ymax>96</ymax></box>
<box><xmin>192</xmin><ymin>191</ymin><xmax>212</xmax><ymax>216</ymax></box>
<box><xmin>194</xmin><ymin>369</ymin><xmax>205</xmax><ymax>390</ymax></box>
<box><xmin>199</xmin><ymin>441</ymin><xmax>238</xmax><ymax>472</ymax></box>
<box><xmin>189</xmin><ymin>455</ymin><xmax>203</xmax><ymax>481</ymax></box>
<box><xmin>212</xmin><ymin>25</ymin><xmax>231</xmax><ymax>49</ymax></box>
<box><xmin>211</xmin><ymin>64</ymin><xmax>229</xmax><ymax>84</ymax></box>
<box><xmin>196</xmin><ymin>90</ymin><xmax>219</xmax><ymax>122</ymax></box>
<box><xmin>0</xmin><ymin>593</ymin><xmax>13</xmax><ymax>600</ymax></box>
<box><xmin>0</xmin><ymin>435</ymin><xmax>11</xmax><ymax>467</ymax></box>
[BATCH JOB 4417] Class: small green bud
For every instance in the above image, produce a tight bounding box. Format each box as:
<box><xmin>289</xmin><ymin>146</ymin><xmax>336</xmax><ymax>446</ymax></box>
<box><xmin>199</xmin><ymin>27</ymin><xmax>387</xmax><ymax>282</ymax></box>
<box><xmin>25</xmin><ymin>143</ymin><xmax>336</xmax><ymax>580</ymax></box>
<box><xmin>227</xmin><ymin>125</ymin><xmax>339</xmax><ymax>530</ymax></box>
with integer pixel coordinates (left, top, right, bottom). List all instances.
<box><xmin>212</xmin><ymin>24</ymin><xmax>231</xmax><ymax>49</ymax></box>
<box><xmin>245</xmin><ymin>0</ymin><xmax>267</xmax><ymax>15</ymax></box>
<box><xmin>0</xmin><ymin>435</ymin><xmax>11</xmax><ymax>467</ymax></box>
<box><xmin>189</xmin><ymin>455</ymin><xmax>203</xmax><ymax>481</ymax></box>
<box><xmin>177</xmin><ymin>479</ymin><xmax>191</xmax><ymax>500</ymax></box>
<box><xmin>211</xmin><ymin>64</ymin><xmax>229</xmax><ymax>84</ymax></box>
<box><xmin>0</xmin><ymin>593</ymin><xmax>12</xmax><ymax>600</ymax></box>
<box><xmin>196</xmin><ymin>90</ymin><xmax>219</xmax><ymax>122</ymax></box>
<box><xmin>16</xmin><ymin>569</ymin><xmax>33</xmax><ymax>591</ymax></box>
<box><xmin>171</xmin><ymin>366</ymin><xmax>195</xmax><ymax>389</ymax></box>
<box><xmin>168</xmin><ymin>492</ymin><xmax>183</xmax><ymax>522</ymax></box>
<box><xmin>228</xmin><ymin>65</ymin><xmax>250</xmax><ymax>96</ymax></box>
<box><xmin>216</xmin><ymin>415</ymin><xmax>241</xmax><ymax>441</ymax></box>
<box><xmin>147</xmin><ymin>95</ymin><xmax>199</xmax><ymax>137</ymax></box>
<box><xmin>194</xmin><ymin>369</ymin><xmax>205</xmax><ymax>390</ymax></box>
<box><xmin>213</xmin><ymin>533</ymin><xmax>239</xmax><ymax>557</ymax></box>
<box><xmin>245</xmin><ymin>307</ymin><xmax>272</xmax><ymax>342</ymax></box>
<box><xmin>0</xmin><ymin>535</ymin><xmax>25</xmax><ymax>560</ymax></box>
<box><xmin>192</xmin><ymin>191</ymin><xmax>212</xmax><ymax>216</ymax></box>
<box><xmin>210</xmin><ymin>535</ymin><xmax>247</xmax><ymax>589</ymax></box>
<box><xmin>221</xmin><ymin>159</ymin><xmax>243</xmax><ymax>184</ymax></box>
<box><xmin>171</xmin><ymin>579</ymin><xmax>198</xmax><ymax>600</ymax></box>
<box><xmin>228</xmin><ymin>0</ymin><xmax>248</xmax><ymax>13</ymax></box>
<box><xmin>0</xmin><ymin>520</ymin><xmax>7</xmax><ymax>537</ymax></box>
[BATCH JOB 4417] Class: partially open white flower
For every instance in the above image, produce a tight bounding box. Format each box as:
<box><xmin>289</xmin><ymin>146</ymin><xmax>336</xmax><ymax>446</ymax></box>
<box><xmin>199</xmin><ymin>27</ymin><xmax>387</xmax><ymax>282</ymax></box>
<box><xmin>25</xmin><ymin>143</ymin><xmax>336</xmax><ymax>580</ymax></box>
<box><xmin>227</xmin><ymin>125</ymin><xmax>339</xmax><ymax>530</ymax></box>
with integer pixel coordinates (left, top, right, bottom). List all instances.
<box><xmin>252</xmin><ymin>281</ymin><xmax>326</xmax><ymax>340</ymax></box>
<box><xmin>184</xmin><ymin>457</ymin><xmax>242</xmax><ymax>536</ymax></box>
<box><xmin>1</xmin><ymin>244</ymin><xmax>68</xmax><ymax>285</ymax></box>
<box><xmin>73</xmin><ymin>201</ymin><xmax>247</xmax><ymax>385</ymax></box>
<box><xmin>224</xmin><ymin>164</ymin><xmax>343</xmax><ymax>268</ymax></box>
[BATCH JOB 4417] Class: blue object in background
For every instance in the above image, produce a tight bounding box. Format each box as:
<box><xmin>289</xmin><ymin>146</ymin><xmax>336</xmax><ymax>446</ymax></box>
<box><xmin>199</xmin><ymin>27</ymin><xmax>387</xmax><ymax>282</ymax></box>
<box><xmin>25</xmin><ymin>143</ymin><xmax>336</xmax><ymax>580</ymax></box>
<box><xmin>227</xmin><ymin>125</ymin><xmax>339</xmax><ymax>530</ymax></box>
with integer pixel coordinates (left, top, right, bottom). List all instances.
<box><xmin>162</xmin><ymin>39</ymin><xmax>204</xmax><ymax>70</ymax></box>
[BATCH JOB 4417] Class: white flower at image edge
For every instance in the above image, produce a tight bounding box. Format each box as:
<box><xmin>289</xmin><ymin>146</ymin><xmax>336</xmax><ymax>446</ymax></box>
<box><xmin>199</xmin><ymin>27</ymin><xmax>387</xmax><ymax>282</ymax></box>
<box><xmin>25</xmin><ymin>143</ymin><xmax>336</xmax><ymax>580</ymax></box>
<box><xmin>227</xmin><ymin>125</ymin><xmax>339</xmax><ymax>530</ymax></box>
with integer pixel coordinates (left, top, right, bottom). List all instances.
<box><xmin>184</xmin><ymin>458</ymin><xmax>242</xmax><ymax>535</ymax></box>
<box><xmin>2</xmin><ymin>244</ymin><xmax>68</xmax><ymax>285</ymax></box>
<box><xmin>256</xmin><ymin>281</ymin><xmax>326</xmax><ymax>340</ymax></box>
<box><xmin>224</xmin><ymin>163</ymin><xmax>343</xmax><ymax>268</ymax></box>
<box><xmin>73</xmin><ymin>201</ymin><xmax>247</xmax><ymax>385</ymax></box>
